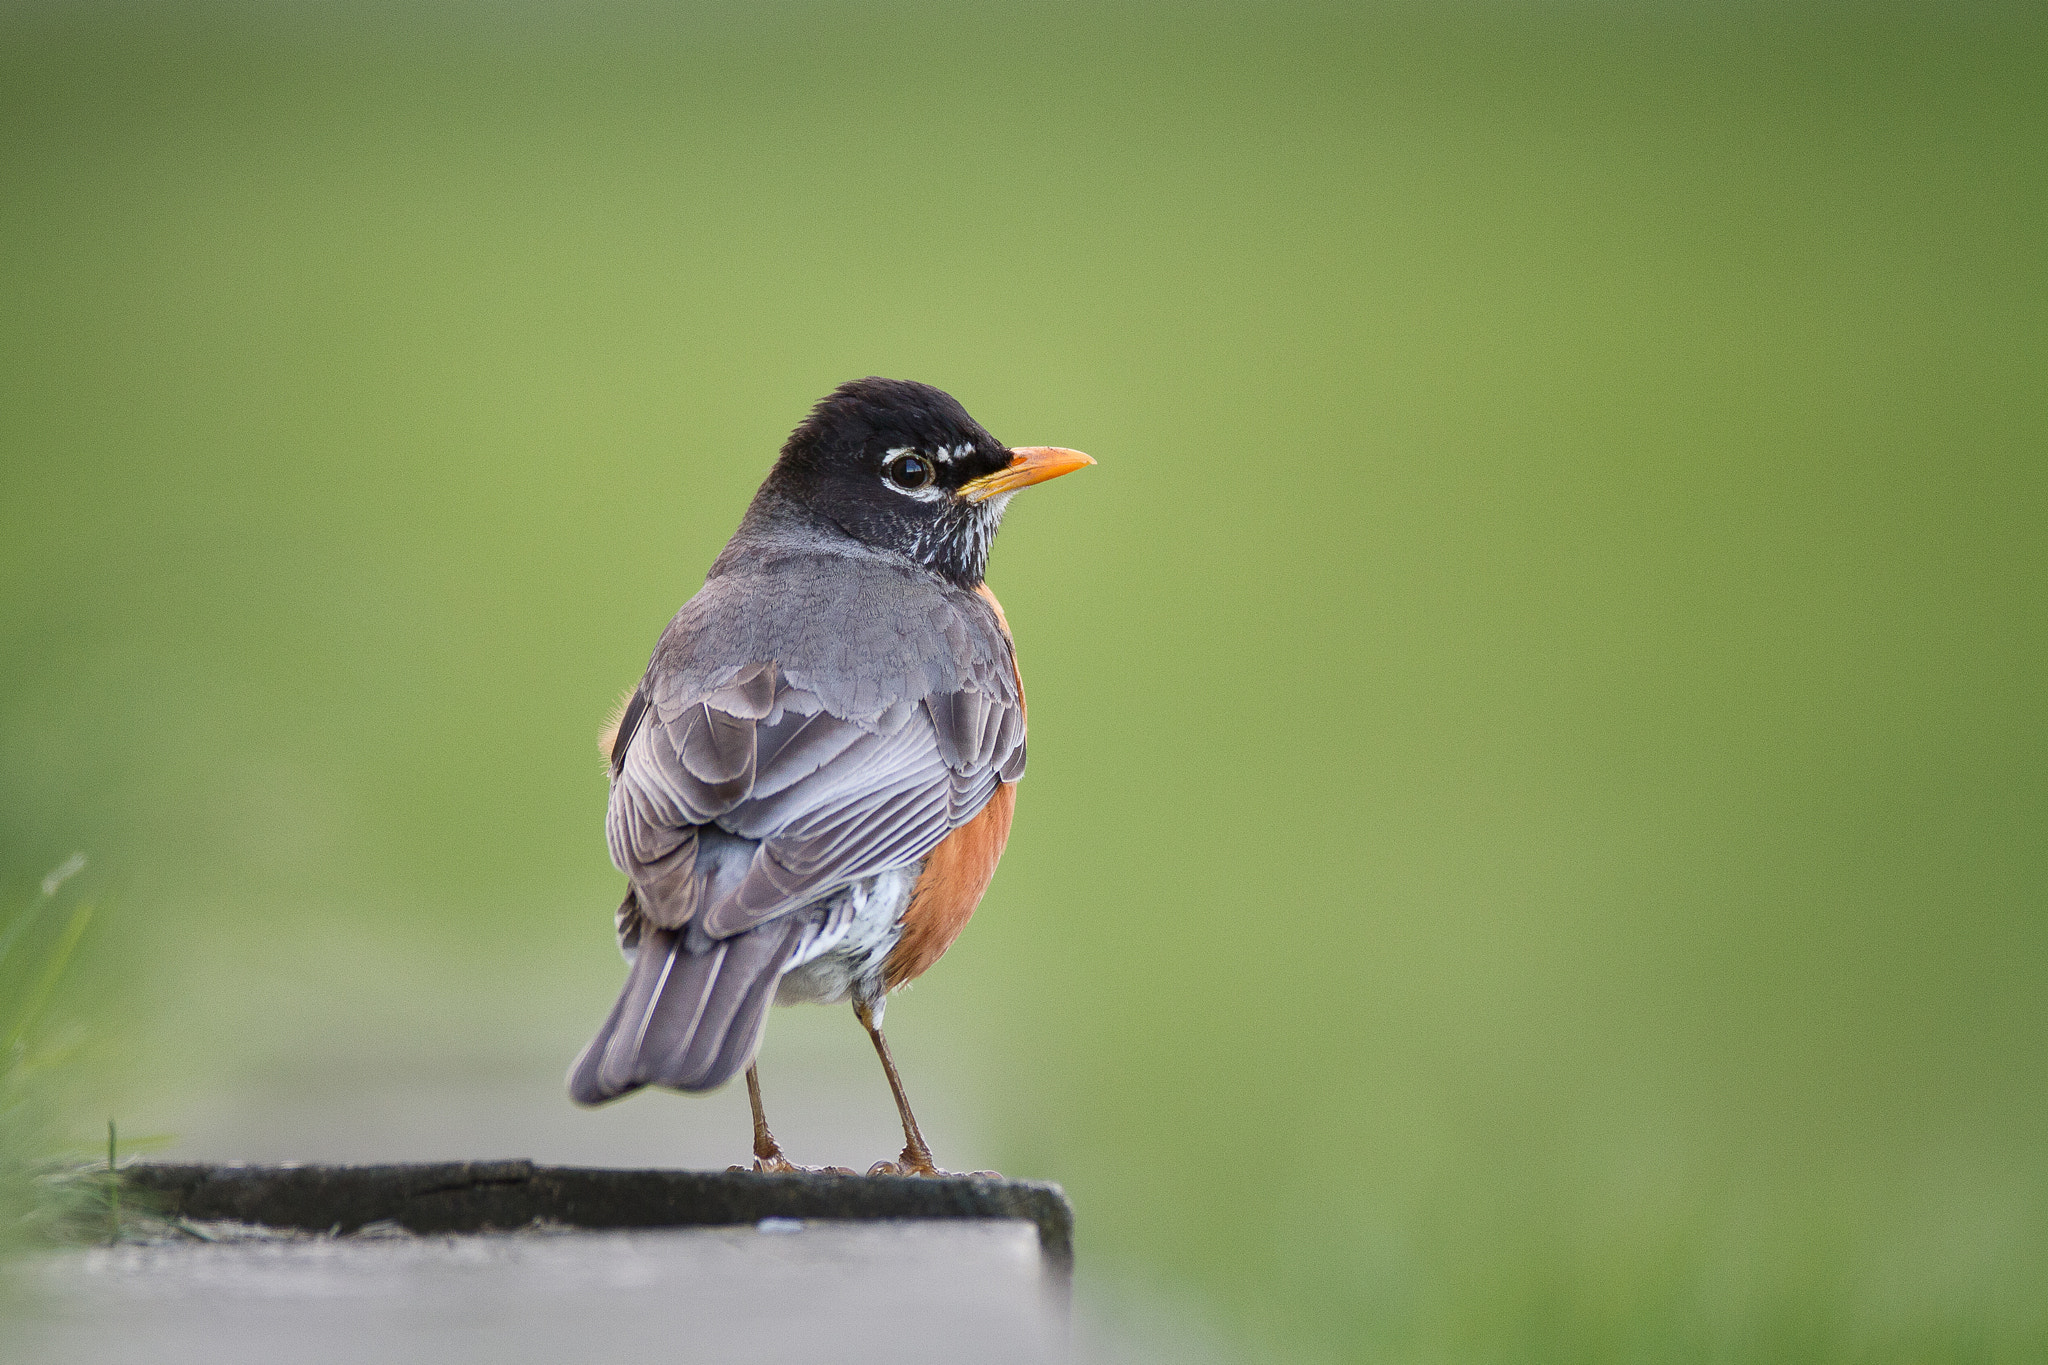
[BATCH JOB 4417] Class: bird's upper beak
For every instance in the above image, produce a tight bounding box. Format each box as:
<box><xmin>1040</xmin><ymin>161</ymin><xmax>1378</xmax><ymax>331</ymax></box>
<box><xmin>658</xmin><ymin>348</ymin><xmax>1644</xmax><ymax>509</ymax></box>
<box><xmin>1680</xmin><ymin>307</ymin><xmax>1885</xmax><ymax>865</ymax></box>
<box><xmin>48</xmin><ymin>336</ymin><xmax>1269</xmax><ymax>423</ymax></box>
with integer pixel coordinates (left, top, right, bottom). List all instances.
<box><xmin>959</xmin><ymin>447</ymin><xmax>1097</xmax><ymax>503</ymax></box>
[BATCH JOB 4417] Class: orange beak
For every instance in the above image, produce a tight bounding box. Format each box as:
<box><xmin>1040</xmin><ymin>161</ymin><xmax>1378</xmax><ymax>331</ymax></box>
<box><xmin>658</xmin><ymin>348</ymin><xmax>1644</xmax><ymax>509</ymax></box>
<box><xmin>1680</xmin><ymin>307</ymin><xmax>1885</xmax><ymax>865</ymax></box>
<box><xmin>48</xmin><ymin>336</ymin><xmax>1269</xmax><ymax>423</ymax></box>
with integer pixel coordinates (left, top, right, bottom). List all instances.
<box><xmin>958</xmin><ymin>446</ymin><xmax>1097</xmax><ymax>503</ymax></box>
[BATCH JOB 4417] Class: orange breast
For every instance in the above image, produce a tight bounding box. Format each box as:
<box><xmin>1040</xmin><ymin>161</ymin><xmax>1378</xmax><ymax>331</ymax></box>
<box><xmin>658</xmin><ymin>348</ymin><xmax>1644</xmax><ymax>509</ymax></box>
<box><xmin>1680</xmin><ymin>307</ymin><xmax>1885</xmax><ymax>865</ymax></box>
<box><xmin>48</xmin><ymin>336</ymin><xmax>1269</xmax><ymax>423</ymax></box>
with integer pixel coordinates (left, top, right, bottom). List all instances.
<box><xmin>882</xmin><ymin>582</ymin><xmax>1024</xmax><ymax>990</ymax></box>
<box><xmin>884</xmin><ymin>780</ymin><xmax>1016</xmax><ymax>990</ymax></box>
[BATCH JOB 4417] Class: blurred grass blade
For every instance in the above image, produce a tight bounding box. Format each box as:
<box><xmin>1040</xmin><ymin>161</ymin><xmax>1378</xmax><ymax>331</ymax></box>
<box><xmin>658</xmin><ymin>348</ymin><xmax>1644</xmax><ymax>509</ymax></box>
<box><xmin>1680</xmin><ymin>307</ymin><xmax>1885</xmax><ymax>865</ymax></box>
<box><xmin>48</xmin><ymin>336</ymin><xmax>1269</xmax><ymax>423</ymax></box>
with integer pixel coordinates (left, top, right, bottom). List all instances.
<box><xmin>0</xmin><ymin>856</ymin><xmax>86</xmax><ymax>976</ymax></box>
<box><xmin>0</xmin><ymin>895</ymin><xmax>48</xmax><ymax>979</ymax></box>
<box><xmin>3</xmin><ymin>902</ymin><xmax>93</xmax><ymax>1053</ymax></box>
<box><xmin>41</xmin><ymin>855</ymin><xmax>87</xmax><ymax>899</ymax></box>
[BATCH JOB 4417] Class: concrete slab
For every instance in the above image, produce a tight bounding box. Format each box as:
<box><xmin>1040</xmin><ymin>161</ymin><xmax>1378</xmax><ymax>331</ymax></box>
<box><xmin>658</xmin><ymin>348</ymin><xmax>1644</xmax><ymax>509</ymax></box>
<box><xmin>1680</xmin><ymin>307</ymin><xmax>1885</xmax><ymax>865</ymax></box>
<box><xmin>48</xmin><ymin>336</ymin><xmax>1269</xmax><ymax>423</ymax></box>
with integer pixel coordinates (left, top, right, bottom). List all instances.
<box><xmin>121</xmin><ymin>1161</ymin><xmax>1074</xmax><ymax>1273</ymax></box>
<box><xmin>15</xmin><ymin>1220</ymin><xmax>1066</xmax><ymax>1365</ymax></box>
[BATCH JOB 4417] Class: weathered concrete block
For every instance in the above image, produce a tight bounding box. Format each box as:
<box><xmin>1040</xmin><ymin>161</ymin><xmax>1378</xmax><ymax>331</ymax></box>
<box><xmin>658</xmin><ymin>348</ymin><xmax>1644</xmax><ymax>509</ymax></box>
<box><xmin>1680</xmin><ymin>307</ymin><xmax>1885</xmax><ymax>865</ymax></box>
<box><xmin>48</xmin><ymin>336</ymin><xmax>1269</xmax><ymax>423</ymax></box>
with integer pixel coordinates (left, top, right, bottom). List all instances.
<box><xmin>122</xmin><ymin>1161</ymin><xmax>1075</xmax><ymax>1274</ymax></box>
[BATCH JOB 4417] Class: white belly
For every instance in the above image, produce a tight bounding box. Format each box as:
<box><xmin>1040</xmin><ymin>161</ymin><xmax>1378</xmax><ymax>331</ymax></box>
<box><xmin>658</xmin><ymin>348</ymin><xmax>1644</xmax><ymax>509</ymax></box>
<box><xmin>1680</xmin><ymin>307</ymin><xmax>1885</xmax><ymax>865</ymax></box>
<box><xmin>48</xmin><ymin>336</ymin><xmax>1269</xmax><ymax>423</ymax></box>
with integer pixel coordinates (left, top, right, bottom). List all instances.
<box><xmin>773</xmin><ymin>866</ymin><xmax>918</xmax><ymax>1010</ymax></box>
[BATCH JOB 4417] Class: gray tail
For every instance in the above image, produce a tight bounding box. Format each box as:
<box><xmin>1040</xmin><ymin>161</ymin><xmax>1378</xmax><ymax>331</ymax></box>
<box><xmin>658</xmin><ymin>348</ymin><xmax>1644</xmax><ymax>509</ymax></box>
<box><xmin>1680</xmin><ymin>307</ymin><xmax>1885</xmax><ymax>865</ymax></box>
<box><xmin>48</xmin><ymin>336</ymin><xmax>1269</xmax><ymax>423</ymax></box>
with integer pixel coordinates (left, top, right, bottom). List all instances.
<box><xmin>568</xmin><ymin>915</ymin><xmax>807</xmax><ymax>1105</ymax></box>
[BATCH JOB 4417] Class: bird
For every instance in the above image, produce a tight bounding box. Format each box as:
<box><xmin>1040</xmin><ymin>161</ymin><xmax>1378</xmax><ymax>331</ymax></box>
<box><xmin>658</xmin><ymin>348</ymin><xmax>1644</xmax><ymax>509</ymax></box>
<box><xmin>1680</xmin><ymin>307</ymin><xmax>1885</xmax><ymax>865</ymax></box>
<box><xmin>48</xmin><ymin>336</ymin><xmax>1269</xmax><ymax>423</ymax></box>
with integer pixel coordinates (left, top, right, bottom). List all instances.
<box><xmin>567</xmin><ymin>377</ymin><xmax>1094</xmax><ymax>1177</ymax></box>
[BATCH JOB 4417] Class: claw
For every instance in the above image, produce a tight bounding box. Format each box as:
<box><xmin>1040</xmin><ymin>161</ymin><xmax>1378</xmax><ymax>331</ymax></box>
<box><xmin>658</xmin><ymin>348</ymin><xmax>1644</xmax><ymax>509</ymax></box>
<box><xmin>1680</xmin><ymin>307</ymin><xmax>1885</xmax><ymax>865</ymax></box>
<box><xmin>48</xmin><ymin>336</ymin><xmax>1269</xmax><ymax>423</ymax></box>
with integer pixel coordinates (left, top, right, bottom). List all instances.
<box><xmin>734</xmin><ymin>1066</ymin><xmax>857</xmax><ymax>1177</ymax></box>
<box><xmin>865</xmin><ymin>1147</ymin><xmax>1001</xmax><ymax>1179</ymax></box>
<box><xmin>729</xmin><ymin>1156</ymin><xmax>856</xmax><ymax>1176</ymax></box>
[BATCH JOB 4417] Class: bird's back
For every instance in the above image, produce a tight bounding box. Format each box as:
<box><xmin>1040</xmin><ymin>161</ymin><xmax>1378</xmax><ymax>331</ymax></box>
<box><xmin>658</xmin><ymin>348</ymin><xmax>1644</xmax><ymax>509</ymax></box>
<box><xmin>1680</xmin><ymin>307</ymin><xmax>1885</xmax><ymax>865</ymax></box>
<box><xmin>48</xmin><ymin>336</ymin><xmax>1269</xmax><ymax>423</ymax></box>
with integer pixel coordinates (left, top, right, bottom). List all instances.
<box><xmin>652</xmin><ymin>520</ymin><xmax>1021</xmax><ymax>724</ymax></box>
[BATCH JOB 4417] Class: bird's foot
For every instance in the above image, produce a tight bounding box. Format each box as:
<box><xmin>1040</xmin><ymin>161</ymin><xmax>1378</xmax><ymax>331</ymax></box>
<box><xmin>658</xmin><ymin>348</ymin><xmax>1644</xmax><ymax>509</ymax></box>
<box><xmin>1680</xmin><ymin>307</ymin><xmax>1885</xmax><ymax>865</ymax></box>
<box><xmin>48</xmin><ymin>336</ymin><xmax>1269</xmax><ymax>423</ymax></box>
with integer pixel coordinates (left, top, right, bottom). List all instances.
<box><xmin>866</xmin><ymin>1146</ymin><xmax>1000</xmax><ymax>1179</ymax></box>
<box><xmin>728</xmin><ymin>1150</ymin><xmax>856</xmax><ymax>1176</ymax></box>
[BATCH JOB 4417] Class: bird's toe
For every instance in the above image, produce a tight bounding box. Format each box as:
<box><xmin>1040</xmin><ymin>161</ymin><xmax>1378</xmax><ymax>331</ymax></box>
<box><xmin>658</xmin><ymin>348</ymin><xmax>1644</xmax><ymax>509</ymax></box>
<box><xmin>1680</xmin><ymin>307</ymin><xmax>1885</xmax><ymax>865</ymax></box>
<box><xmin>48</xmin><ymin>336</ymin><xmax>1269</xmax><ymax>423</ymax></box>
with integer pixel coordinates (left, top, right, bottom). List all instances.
<box><xmin>731</xmin><ymin>1157</ymin><xmax>856</xmax><ymax>1176</ymax></box>
<box><xmin>864</xmin><ymin>1152</ymin><xmax>1001</xmax><ymax>1179</ymax></box>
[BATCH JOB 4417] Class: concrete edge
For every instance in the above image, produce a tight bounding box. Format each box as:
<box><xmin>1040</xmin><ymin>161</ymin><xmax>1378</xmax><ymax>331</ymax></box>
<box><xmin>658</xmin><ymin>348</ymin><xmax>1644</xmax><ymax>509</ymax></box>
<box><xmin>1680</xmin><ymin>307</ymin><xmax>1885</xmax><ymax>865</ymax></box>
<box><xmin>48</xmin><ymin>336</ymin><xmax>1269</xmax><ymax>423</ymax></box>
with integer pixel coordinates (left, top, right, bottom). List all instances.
<box><xmin>122</xmin><ymin>1162</ymin><xmax>1075</xmax><ymax>1276</ymax></box>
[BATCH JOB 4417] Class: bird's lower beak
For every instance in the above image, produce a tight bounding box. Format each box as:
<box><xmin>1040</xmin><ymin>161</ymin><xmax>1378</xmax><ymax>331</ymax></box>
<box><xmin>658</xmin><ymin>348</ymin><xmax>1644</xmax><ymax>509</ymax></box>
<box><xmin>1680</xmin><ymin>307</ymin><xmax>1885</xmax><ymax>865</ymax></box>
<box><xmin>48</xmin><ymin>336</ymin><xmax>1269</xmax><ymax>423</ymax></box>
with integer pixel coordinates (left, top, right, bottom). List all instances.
<box><xmin>959</xmin><ymin>447</ymin><xmax>1097</xmax><ymax>503</ymax></box>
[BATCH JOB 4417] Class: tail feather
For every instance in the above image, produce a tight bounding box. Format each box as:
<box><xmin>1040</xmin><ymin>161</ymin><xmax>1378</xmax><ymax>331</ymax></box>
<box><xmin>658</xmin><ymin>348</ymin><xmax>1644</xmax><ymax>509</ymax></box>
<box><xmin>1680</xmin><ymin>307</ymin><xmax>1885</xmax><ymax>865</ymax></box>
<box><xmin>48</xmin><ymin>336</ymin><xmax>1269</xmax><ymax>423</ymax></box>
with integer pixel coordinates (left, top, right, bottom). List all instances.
<box><xmin>704</xmin><ymin>929</ymin><xmax>800</xmax><ymax>1085</ymax></box>
<box><xmin>594</xmin><ymin>931</ymin><xmax>678</xmax><ymax>1090</ymax></box>
<box><xmin>631</xmin><ymin>938</ymin><xmax>726</xmax><ymax>1086</ymax></box>
<box><xmin>568</xmin><ymin>913</ymin><xmax>808</xmax><ymax>1105</ymax></box>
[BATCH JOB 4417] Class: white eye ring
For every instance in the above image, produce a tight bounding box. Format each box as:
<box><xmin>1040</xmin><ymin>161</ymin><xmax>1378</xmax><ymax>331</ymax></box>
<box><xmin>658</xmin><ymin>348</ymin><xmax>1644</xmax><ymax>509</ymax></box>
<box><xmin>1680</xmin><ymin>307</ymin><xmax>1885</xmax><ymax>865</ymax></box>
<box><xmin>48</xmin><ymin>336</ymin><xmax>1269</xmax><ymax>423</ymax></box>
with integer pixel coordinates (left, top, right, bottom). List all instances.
<box><xmin>883</xmin><ymin>452</ymin><xmax>936</xmax><ymax>492</ymax></box>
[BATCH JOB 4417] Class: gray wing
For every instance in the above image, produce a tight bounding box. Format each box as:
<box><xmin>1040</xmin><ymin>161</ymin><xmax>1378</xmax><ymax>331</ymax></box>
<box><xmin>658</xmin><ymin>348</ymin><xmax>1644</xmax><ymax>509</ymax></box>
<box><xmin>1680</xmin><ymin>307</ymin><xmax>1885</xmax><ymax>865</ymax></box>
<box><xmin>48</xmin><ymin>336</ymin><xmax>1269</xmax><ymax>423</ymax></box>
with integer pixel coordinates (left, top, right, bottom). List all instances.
<box><xmin>606</xmin><ymin>659</ymin><xmax>1025</xmax><ymax>943</ymax></box>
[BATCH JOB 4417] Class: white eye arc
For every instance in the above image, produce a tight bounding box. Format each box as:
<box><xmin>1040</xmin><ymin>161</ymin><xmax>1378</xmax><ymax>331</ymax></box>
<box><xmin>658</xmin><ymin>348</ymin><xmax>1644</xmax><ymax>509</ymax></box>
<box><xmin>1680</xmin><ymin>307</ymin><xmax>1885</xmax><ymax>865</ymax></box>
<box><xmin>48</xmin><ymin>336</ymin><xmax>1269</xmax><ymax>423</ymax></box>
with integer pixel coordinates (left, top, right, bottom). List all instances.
<box><xmin>882</xmin><ymin>450</ymin><xmax>938</xmax><ymax>494</ymax></box>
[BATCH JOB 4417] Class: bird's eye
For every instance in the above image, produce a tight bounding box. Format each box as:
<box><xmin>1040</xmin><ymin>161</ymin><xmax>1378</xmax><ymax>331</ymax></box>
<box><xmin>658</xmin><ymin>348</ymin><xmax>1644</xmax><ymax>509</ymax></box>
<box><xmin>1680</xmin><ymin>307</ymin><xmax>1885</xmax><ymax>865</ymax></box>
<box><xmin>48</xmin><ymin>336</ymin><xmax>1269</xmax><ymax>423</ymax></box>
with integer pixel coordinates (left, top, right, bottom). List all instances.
<box><xmin>884</xmin><ymin>453</ymin><xmax>934</xmax><ymax>490</ymax></box>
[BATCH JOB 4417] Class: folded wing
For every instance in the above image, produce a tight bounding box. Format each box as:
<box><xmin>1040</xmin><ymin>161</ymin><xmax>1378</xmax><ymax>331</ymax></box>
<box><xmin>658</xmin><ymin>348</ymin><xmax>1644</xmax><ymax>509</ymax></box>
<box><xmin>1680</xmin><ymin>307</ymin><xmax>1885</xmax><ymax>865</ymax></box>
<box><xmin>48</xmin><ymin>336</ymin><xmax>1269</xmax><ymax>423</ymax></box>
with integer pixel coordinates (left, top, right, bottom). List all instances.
<box><xmin>606</xmin><ymin>660</ymin><xmax>1026</xmax><ymax>945</ymax></box>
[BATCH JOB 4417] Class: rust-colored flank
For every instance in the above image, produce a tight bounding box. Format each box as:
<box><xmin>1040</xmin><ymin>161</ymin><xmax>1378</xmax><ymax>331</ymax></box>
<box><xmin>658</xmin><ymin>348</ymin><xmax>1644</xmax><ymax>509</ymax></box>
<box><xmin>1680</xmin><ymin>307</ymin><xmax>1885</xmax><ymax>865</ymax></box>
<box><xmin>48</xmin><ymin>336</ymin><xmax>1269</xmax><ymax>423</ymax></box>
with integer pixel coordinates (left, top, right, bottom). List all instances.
<box><xmin>885</xmin><ymin>781</ymin><xmax>1016</xmax><ymax>991</ymax></box>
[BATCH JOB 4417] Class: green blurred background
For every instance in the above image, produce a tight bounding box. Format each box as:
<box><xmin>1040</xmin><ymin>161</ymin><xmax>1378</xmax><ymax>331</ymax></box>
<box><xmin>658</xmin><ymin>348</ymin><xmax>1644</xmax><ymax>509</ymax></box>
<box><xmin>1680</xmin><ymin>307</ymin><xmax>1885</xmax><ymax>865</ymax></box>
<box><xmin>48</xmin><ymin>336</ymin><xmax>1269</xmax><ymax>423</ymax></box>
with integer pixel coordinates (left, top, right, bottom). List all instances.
<box><xmin>3</xmin><ymin>1</ymin><xmax>2044</xmax><ymax>1358</ymax></box>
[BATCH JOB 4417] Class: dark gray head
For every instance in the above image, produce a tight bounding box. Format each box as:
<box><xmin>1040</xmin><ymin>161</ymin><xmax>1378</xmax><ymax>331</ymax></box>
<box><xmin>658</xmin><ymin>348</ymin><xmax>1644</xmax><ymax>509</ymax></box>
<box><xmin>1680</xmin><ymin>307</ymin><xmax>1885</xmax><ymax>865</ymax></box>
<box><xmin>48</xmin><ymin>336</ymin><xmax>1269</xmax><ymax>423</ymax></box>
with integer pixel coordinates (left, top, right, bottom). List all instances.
<box><xmin>753</xmin><ymin>377</ymin><xmax>1093</xmax><ymax>587</ymax></box>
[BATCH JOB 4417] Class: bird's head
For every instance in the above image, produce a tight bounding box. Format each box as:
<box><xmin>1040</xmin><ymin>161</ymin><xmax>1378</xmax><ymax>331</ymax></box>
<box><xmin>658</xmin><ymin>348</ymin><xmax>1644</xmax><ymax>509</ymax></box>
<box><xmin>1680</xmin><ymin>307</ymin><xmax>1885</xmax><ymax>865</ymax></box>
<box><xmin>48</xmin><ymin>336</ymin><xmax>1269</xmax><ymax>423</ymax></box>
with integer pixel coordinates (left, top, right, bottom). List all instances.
<box><xmin>760</xmin><ymin>377</ymin><xmax>1093</xmax><ymax>587</ymax></box>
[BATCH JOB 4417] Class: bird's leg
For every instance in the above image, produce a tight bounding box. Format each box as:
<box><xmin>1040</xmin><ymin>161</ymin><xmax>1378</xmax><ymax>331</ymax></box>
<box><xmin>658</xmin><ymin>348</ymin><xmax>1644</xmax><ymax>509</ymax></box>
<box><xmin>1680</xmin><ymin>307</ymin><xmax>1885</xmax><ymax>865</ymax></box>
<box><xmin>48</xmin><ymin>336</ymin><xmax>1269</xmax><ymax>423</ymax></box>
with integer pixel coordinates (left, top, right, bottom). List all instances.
<box><xmin>855</xmin><ymin>999</ymin><xmax>936</xmax><ymax>1175</ymax></box>
<box><xmin>728</xmin><ymin>1063</ymin><xmax>853</xmax><ymax>1176</ymax></box>
<box><xmin>744</xmin><ymin>1064</ymin><xmax>799</xmax><ymax>1172</ymax></box>
<box><xmin>855</xmin><ymin>998</ymin><xmax>999</xmax><ymax>1179</ymax></box>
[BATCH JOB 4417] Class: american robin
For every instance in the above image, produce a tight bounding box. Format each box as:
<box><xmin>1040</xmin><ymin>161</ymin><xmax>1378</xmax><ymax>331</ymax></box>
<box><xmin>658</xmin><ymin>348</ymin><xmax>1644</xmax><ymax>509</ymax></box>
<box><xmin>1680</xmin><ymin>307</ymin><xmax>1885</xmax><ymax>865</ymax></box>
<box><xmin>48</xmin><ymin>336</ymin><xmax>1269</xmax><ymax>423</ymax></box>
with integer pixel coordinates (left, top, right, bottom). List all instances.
<box><xmin>568</xmin><ymin>377</ymin><xmax>1093</xmax><ymax>1177</ymax></box>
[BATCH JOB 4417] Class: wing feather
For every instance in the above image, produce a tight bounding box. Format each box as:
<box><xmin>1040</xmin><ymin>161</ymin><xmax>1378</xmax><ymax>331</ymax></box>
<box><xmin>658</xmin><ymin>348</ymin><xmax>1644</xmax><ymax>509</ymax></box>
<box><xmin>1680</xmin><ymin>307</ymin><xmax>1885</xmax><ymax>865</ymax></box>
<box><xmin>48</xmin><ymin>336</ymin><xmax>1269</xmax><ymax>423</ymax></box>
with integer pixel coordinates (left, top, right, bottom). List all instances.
<box><xmin>607</xmin><ymin>673</ymin><xmax>1021</xmax><ymax>946</ymax></box>
<box><xmin>605</xmin><ymin>559</ymin><xmax>1024</xmax><ymax>949</ymax></box>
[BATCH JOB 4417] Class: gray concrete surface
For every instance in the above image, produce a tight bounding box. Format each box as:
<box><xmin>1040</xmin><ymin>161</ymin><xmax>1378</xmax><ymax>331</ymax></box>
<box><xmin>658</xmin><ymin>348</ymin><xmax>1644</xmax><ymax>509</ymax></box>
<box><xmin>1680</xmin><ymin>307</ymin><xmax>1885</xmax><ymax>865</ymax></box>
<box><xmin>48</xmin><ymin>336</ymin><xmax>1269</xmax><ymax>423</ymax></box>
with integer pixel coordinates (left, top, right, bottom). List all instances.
<box><xmin>121</xmin><ymin>1161</ymin><xmax>1074</xmax><ymax>1272</ymax></box>
<box><xmin>14</xmin><ymin>1220</ymin><xmax>1066</xmax><ymax>1365</ymax></box>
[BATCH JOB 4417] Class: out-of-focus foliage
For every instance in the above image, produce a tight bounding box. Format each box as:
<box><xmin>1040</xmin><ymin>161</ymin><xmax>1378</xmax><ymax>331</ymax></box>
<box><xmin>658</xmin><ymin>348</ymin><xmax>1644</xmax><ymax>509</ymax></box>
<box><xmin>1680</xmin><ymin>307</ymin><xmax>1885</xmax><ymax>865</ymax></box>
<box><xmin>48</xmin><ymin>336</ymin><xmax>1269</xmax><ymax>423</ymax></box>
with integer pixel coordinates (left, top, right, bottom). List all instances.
<box><xmin>2</xmin><ymin>2</ymin><xmax>2043</xmax><ymax>1358</ymax></box>
<box><xmin>0</xmin><ymin>861</ymin><xmax>108</xmax><ymax>1253</ymax></box>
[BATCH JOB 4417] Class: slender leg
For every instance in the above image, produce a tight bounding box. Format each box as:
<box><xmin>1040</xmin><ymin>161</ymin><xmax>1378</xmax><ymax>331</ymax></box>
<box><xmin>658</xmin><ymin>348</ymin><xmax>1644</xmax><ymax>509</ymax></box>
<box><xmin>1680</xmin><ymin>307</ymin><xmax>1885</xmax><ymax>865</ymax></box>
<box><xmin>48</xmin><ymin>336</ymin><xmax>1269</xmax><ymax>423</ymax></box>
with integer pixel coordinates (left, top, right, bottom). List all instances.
<box><xmin>746</xmin><ymin>1064</ymin><xmax>794</xmax><ymax>1169</ymax></box>
<box><xmin>727</xmin><ymin>1063</ymin><xmax>852</xmax><ymax>1175</ymax></box>
<box><xmin>855</xmin><ymin>998</ymin><xmax>999</xmax><ymax>1179</ymax></box>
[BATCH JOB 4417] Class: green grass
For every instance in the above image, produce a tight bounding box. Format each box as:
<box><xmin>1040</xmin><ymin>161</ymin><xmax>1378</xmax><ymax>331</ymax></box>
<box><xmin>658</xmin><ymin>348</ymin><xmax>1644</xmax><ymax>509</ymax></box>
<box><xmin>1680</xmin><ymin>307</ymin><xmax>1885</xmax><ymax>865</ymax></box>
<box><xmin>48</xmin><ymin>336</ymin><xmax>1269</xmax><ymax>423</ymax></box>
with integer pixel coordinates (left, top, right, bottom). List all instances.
<box><xmin>0</xmin><ymin>869</ymin><xmax>167</xmax><ymax>1261</ymax></box>
<box><xmin>0</xmin><ymin>862</ymin><xmax>109</xmax><ymax>1252</ymax></box>
<box><xmin>2</xmin><ymin>2</ymin><xmax>2045</xmax><ymax>1358</ymax></box>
